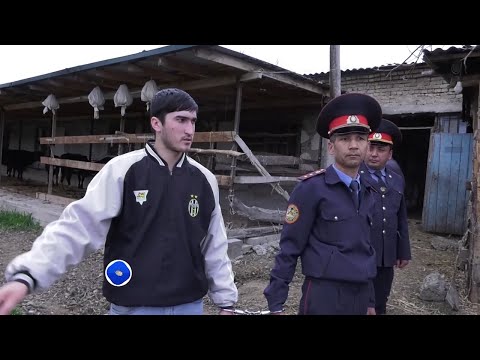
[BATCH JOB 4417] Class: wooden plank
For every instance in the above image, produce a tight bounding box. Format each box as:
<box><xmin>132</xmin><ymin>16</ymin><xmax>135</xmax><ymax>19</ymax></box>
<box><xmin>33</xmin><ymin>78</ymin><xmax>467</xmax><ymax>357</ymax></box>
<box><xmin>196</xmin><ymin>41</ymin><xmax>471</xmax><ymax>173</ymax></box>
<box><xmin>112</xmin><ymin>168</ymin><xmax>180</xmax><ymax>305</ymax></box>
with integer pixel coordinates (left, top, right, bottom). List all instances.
<box><xmin>232</xmin><ymin>197</ymin><xmax>285</xmax><ymax>224</ymax></box>
<box><xmin>234</xmin><ymin>134</ymin><xmax>289</xmax><ymax>201</ymax></box>
<box><xmin>39</xmin><ymin>131</ymin><xmax>236</xmax><ymax>145</ymax></box>
<box><xmin>41</xmin><ymin>157</ymin><xmax>104</xmax><ymax>171</ymax></box>
<box><xmin>189</xmin><ymin>148</ymin><xmax>243</xmax><ymax>157</ymax></box>
<box><xmin>454</xmin><ymin>134</ymin><xmax>473</xmax><ymax>234</ymax></box>
<box><xmin>36</xmin><ymin>192</ymin><xmax>75</xmax><ymax>206</ymax></box>
<box><xmin>234</xmin><ymin>176</ymin><xmax>299</xmax><ymax>184</ymax></box>
<box><xmin>215</xmin><ymin>175</ymin><xmax>232</xmax><ymax>187</ymax></box>
<box><xmin>227</xmin><ymin>225</ymin><xmax>283</xmax><ymax>239</ymax></box>
<box><xmin>446</xmin><ymin>135</ymin><xmax>462</xmax><ymax>233</ymax></box>
<box><xmin>435</xmin><ymin>134</ymin><xmax>452</xmax><ymax>233</ymax></box>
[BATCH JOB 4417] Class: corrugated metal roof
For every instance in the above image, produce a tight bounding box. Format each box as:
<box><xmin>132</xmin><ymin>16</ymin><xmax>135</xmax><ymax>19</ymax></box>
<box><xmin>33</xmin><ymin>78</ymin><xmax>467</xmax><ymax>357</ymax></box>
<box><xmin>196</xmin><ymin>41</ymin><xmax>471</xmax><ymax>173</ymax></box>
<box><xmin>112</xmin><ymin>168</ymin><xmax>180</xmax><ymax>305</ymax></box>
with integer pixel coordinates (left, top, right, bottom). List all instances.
<box><xmin>305</xmin><ymin>62</ymin><xmax>425</xmax><ymax>77</ymax></box>
<box><xmin>423</xmin><ymin>45</ymin><xmax>478</xmax><ymax>57</ymax></box>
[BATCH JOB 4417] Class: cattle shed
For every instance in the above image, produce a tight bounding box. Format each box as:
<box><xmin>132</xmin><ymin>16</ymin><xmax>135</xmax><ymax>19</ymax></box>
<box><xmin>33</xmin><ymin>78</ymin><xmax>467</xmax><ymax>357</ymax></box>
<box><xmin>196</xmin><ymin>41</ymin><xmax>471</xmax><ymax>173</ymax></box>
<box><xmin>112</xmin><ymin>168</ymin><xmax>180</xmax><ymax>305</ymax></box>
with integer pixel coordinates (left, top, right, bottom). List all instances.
<box><xmin>0</xmin><ymin>45</ymin><xmax>330</xmax><ymax>218</ymax></box>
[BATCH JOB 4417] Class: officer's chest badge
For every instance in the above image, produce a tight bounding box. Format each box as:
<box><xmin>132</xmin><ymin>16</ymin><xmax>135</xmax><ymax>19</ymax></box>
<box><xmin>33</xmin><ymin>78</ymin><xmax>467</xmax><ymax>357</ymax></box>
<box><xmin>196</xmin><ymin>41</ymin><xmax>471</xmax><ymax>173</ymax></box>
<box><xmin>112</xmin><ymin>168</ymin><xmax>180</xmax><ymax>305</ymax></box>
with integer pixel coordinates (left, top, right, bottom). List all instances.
<box><xmin>133</xmin><ymin>190</ymin><xmax>149</xmax><ymax>205</ymax></box>
<box><xmin>285</xmin><ymin>204</ymin><xmax>300</xmax><ymax>224</ymax></box>
<box><xmin>188</xmin><ymin>195</ymin><xmax>199</xmax><ymax>217</ymax></box>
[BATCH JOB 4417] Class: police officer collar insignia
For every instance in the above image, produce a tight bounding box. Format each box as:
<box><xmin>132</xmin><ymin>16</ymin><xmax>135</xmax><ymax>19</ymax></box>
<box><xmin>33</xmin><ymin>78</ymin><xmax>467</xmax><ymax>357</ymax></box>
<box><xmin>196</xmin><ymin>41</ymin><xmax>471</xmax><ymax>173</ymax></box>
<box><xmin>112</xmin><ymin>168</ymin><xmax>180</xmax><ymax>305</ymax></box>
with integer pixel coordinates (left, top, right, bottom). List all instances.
<box><xmin>298</xmin><ymin>168</ymin><xmax>326</xmax><ymax>181</ymax></box>
<box><xmin>105</xmin><ymin>259</ymin><xmax>132</xmax><ymax>287</ymax></box>
<box><xmin>285</xmin><ymin>204</ymin><xmax>300</xmax><ymax>224</ymax></box>
<box><xmin>188</xmin><ymin>194</ymin><xmax>199</xmax><ymax>217</ymax></box>
<box><xmin>133</xmin><ymin>190</ymin><xmax>149</xmax><ymax>205</ymax></box>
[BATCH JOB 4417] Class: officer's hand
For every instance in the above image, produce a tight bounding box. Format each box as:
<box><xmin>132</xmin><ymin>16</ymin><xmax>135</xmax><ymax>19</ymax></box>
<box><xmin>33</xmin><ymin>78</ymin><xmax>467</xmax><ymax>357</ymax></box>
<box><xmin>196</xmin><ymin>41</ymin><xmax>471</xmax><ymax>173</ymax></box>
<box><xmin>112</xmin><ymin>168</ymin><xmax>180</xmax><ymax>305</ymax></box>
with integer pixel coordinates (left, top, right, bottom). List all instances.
<box><xmin>396</xmin><ymin>259</ymin><xmax>409</xmax><ymax>269</ymax></box>
<box><xmin>366</xmin><ymin>307</ymin><xmax>376</xmax><ymax>315</ymax></box>
<box><xmin>0</xmin><ymin>281</ymin><xmax>29</xmax><ymax>315</ymax></box>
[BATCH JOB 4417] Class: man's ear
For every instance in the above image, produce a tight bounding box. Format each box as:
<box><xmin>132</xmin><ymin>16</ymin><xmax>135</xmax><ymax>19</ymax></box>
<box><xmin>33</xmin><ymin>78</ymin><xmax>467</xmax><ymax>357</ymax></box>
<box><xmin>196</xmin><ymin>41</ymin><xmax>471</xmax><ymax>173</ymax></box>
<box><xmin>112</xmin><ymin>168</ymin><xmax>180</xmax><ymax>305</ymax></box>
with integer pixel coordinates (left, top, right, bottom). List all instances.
<box><xmin>151</xmin><ymin>117</ymin><xmax>162</xmax><ymax>132</ymax></box>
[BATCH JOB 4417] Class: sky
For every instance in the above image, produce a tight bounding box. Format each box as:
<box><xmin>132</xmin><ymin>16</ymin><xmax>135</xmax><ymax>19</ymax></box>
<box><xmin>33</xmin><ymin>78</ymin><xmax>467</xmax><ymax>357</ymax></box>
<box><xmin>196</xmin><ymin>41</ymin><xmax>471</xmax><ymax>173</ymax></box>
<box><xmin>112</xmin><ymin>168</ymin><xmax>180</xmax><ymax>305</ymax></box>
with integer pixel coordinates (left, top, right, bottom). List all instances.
<box><xmin>0</xmin><ymin>45</ymin><xmax>463</xmax><ymax>84</ymax></box>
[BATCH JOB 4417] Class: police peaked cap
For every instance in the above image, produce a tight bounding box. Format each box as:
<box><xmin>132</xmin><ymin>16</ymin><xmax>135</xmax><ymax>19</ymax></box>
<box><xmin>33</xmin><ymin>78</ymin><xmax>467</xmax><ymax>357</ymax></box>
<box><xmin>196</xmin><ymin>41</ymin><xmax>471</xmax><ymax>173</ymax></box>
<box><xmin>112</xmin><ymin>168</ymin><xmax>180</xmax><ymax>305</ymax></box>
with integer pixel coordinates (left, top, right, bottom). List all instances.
<box><xmin>368</xmin><ymin>119</ymin><xmax>402</xmax><ymax>147</ymax></box>
<box><xmin>316</xmin><ymin>93</ymin><xmax>382</xmax><ymax>139</ymax></box>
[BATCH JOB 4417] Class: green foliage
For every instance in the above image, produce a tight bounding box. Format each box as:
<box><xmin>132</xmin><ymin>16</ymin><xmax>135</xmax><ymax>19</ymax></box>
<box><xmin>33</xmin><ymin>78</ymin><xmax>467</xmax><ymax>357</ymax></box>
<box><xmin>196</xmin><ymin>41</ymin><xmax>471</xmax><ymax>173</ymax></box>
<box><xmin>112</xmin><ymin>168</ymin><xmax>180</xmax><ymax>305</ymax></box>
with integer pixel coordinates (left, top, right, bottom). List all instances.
<box><xmin>10</xmin><ymin>307</ymin><xmax>24</xmax><ymax>315</ymax></box>
<box><xmin>0</xmin><ymin>210</ymin><xmax>42</xmax><ymax>231</ymax></box>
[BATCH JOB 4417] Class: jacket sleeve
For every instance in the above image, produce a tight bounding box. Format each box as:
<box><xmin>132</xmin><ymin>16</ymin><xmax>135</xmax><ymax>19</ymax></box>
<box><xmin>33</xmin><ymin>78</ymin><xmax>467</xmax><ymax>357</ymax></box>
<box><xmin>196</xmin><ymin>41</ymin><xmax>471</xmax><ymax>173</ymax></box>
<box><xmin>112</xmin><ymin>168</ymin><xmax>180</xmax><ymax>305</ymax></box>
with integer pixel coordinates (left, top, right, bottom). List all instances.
<box><xmin>264</xmin><ymin>180</ymin><xmax>318</xmax><ymax>312</ymax></box>
<box><xmin>5</xmin><ymin>158</ymin><xmax>127</xmax><ymax>292</ymax></box>
<box><xmin>396</xmin><ymin>193</ymin><xmax>411</xmax><ymax>260</ymax></box>
<box><xmin>201</xmin><ymin>202</ymin><xmax>238</xmax><ymax>308</ymax></box>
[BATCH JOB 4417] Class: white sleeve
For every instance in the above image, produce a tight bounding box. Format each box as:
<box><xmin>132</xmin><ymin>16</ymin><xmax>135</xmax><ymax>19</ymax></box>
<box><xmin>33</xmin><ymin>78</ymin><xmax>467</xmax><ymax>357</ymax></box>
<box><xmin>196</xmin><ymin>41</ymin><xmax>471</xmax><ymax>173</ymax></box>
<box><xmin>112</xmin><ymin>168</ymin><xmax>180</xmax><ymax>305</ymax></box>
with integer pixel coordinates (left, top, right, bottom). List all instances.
<box><xmin>5</xmin><ymin>155</ymin><xmax>137</xmax><ymax>291</ymax></box>
<box><xmin>202</xmin><ymin>203</ymin><xmax>238</xmax><ymax>308</ymax></box>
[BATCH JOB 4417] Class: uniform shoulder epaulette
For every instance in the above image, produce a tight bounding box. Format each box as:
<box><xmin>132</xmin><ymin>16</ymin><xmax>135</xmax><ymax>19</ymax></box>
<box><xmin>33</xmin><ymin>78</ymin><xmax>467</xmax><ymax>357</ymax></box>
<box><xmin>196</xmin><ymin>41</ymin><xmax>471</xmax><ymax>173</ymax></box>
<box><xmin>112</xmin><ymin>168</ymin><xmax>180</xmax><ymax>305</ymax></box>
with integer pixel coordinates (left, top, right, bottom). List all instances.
<box><xmin>298</xmin><ymin>169</ymin><xmax>326</xmax><ymax>181</ymax></box>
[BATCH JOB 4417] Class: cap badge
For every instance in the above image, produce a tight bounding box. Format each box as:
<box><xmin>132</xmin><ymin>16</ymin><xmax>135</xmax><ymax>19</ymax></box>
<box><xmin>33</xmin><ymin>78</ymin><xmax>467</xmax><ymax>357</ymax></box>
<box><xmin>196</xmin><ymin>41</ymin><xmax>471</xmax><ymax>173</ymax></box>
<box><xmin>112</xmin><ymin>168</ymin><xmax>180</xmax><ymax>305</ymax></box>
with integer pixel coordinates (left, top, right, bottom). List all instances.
<box><xmin>347</xmin><ymin>115</ymin><xmax>359</xmax><ymax>124</ymax></box>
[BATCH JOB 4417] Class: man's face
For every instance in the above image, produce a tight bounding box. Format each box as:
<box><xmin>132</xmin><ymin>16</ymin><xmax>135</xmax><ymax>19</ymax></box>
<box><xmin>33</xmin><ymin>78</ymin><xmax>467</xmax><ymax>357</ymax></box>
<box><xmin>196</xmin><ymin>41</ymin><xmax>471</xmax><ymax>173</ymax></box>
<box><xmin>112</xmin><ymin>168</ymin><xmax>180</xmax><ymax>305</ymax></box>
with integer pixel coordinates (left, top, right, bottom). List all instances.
<box><xmin>152</xmin><ymin>110</ymin><xmax>197</xmax><ymax>153</ymax></box>
<box><xmin>365</xmin><ymin>142</ymin><xmax>392</xmax><ymax>170</ymax></box>
<box><xmin>328</xmin><ymin>132</ymin><xmax>368</xmax><ymax>171</ymax></box>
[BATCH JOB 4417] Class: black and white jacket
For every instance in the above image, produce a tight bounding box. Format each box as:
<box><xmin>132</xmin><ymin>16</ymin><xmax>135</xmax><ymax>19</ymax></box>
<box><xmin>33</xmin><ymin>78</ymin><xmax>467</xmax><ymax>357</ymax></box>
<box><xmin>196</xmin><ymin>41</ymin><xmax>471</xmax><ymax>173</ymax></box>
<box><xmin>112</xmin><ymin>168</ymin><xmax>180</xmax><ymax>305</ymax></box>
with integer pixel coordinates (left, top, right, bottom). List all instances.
<box><xmin>6</xmin><ymin>142</ymin><xmax>238</xmax><ymax>308</ymax></box>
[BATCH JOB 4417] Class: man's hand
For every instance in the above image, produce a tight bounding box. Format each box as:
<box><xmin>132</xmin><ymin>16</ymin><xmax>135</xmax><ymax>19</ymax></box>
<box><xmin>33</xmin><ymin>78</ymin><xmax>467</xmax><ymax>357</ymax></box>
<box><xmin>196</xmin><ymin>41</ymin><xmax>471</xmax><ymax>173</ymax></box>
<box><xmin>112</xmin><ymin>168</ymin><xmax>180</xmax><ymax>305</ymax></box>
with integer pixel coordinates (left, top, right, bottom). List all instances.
<box><xmin>367</xmin><ymin>307</ymin><xmax>376</xmax><ymax>315</ymax></box>
<box><xmin>396</xmin><ymin>259</ymin><xmax>409</xmax><ymax>269</ymax></box>
<box><xmin>218</xmin><ymin>308</ymin><xmax>235</xmax><ymax>315</ymax></box>
<box><xmin>0</xmin><ymin>281</ymin><xmax>29</xmax><ymax>315</ymax></box>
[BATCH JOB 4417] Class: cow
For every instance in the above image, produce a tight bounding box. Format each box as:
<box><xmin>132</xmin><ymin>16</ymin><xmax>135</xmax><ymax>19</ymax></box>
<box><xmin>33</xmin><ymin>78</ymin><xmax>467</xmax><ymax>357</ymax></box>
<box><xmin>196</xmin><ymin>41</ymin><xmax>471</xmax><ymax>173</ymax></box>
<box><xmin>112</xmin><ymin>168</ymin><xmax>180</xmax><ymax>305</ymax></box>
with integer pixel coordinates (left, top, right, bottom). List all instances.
<box><xmin>60</xmin><ymin>153</ymin><xmax>90</xmax><ymax>189</ymax></box>
<box><xmin>2</xmin><ymin>149</ymin><xmax>42</xmax><ymax>180</ymax></box>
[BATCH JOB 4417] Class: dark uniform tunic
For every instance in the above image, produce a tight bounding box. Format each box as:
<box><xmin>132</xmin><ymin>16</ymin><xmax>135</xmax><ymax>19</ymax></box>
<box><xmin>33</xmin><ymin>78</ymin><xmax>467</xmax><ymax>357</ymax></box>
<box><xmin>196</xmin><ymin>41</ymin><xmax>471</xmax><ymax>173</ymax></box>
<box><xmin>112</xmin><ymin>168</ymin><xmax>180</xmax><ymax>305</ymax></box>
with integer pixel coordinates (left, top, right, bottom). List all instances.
<box><xmin>264</xmin><ymin>165</ymin><xmax>377</xmax><ymax>315</ymax></box>
<box><xmin>360</xmin><ymin>162</ymin><xmax>411</xmax><ymax>314</ymax></box>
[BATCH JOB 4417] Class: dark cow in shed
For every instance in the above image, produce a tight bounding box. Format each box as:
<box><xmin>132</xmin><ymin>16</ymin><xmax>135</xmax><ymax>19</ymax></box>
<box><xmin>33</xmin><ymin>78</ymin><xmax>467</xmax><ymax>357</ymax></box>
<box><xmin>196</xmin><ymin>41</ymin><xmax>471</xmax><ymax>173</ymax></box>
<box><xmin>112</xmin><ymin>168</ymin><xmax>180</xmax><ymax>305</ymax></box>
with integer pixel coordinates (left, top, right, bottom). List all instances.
<box><xmin>2</xmin><ymin>149</ymin><xmax>42</xmax><ymax>180</ymax></box>
<box><xmin>60</xmin><ymin>153</ymin><xmax>90</xmax><ymax>189</ymax></box>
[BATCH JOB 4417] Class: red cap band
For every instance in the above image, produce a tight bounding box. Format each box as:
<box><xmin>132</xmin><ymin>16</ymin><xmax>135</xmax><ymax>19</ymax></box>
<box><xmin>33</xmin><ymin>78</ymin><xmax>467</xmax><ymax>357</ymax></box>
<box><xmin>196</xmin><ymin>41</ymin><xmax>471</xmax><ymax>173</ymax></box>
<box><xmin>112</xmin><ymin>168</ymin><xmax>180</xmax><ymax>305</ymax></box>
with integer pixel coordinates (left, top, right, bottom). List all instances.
<box><xmin>328</xmin><ymin>115</ymin><xmax>370</xmax><ymax>135</ymax></box>
<box><xmin>368</xmin><ymin>132</ymin><xmax>393</xmax><ymax>144</ymax></box>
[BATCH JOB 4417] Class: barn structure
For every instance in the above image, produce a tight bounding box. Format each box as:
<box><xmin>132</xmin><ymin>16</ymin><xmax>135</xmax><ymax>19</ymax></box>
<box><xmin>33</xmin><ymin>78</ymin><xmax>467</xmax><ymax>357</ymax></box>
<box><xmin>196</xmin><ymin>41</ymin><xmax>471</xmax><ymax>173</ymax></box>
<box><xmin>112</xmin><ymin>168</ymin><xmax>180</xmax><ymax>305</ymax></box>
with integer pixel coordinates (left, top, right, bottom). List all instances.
<box><xmin>0</xmin><ymin>45</ymin><xmax>330</xmax><ymax>223</ymax></box>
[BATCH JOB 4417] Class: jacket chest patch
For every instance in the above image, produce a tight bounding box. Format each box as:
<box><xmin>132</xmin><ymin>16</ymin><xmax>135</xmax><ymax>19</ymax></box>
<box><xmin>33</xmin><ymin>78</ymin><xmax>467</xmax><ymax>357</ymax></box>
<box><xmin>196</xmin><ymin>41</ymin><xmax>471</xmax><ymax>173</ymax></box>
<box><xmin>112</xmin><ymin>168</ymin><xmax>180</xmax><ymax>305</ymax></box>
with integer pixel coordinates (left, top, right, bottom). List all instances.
<box><xmin>133</xmin><ymin>190</ymin><xmax>149</xmax><ymax>205</ymax></box>
<box><xmin>188</xmin><ymin>195</ymin><xmax>199</xmax><ymax>217</ymax></box>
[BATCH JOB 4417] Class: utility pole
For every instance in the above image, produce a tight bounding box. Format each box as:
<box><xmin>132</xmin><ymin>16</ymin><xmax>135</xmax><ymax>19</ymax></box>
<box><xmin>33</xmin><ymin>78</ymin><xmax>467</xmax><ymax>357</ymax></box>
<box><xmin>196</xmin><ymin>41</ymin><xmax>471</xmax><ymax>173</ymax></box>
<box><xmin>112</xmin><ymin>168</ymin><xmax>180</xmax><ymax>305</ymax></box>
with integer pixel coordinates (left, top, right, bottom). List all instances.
<box><xmin>320</xmin><ymin>45</ymin><xmax>341</xmax><ymax>168</ymax></box>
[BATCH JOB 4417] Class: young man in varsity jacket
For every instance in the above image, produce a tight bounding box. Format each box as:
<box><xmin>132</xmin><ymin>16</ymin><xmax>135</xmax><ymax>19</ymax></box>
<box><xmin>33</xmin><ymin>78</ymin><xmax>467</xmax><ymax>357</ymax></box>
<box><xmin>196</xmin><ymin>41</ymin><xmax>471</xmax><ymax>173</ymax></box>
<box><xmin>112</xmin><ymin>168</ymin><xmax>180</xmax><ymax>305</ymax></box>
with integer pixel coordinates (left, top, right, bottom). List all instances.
<box><xmin>0</xmin><ymin>88</ymin><xmax>238</xmax><ymax>315</ymax></box>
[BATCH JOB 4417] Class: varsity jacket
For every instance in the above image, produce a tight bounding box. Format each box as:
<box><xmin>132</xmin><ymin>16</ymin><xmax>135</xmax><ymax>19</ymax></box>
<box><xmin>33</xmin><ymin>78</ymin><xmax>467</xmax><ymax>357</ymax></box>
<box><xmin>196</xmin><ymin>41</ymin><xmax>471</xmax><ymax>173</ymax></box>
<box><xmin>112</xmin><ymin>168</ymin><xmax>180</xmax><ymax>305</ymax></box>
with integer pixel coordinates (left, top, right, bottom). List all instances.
<box><xmin>5</xmin><ymin>142</ymin><xmax>238</xmax><ymax>308</ymax></box>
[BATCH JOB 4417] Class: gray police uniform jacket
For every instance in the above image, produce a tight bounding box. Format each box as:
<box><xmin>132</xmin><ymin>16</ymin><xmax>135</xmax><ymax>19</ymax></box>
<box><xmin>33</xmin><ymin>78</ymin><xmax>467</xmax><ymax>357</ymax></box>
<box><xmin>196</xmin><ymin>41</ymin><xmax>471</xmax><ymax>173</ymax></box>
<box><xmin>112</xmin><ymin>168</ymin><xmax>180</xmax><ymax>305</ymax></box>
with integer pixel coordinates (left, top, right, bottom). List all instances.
<box><xmin>5</xmin><ymin>142</ymin><xmax>238</xmax><ymax>308</ymax></box>
<box><xmin>264</xmin><ymin>165</ymin><xmax>377</xmax><ymax>312</ymax></box>
<box><xmin>360</xmin><ymin>163</ymin><xmax>411</xmax><ymax>267</ymax></box>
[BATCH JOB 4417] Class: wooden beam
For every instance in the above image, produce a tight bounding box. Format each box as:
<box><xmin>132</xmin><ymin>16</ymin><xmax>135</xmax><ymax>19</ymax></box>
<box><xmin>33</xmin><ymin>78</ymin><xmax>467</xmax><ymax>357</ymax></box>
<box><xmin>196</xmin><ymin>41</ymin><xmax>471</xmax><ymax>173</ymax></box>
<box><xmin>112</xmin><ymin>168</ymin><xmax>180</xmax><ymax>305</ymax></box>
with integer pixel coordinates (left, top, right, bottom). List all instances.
<box><xmin>188</xmin><ymin>148</ymin><xmax>243</xmax><ymax>157</ymax></box>
<box><xmin>157</xmin><ymin>57</ymin><xmax>210</xmax><ymax>78</ymax></box>
<box><xmin>3</xmin><ymin>73</ymin><xmax>261</xmax><ymax>111</ymax></box>
<box><xmin>234</xmin><ymin>134</ymin><xmax>289</xmax><ymax>201</ymax></box>
<box><xmin>234</xmin><ymin>176</ymin><xmax>299</xmax><ymax>184</ymax></box>
<box><xmin>193</xmin><ymin>47</ymin><xmax>327</xmax><ymax>95</ymax></box>
<box><xmin>39</xmin><ymin>131</ymin><xmax>236</xmax><ymax>145</ymax></box>
<box><xmin>41</xmin><ymin>157</ymin><xmax>104</xmax><ymax>171</ymax></box>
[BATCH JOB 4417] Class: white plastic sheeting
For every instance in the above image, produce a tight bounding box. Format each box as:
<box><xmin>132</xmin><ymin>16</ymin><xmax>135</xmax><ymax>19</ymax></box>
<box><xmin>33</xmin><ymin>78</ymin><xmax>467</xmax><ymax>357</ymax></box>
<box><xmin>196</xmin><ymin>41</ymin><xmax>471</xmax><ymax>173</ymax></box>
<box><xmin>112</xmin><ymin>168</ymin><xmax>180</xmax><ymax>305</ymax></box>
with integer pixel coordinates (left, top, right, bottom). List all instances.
<box><xmin>88</xmin><ymin>86</ymin><xmax>105</xmax><ymax>119</ymax></box>
<box><xmin>141</xmin><ymin>80</ymin><xmax>158</xmax><ymax>111</ymax></box>
<box><xmin>114</xmin><ymin>84</ymin><xmax>133</xmax><ymax>116</ymax></box>
<box><xmin>42</xmin><ymin>94</ymin><xmax>60</xmax><ymax>115</ymax></box>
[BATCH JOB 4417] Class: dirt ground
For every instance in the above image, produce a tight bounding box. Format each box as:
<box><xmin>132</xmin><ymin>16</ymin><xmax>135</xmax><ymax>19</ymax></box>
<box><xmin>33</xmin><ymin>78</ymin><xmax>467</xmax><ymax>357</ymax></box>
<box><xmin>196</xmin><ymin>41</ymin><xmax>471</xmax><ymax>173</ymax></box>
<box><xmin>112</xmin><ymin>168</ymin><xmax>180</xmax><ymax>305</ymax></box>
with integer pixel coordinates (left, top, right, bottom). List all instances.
<box><xmin>0</xmin><ymin>175</ymin><xmax>479</xmax><ymax>315</ymax></box>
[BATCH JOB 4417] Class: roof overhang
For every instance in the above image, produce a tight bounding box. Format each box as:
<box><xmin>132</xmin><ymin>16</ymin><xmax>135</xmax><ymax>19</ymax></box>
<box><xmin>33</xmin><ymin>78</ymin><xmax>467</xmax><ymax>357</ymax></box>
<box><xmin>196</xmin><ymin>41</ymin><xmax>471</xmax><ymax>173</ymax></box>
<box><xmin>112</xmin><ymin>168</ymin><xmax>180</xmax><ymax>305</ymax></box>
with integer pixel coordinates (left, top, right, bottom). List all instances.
<box><xmin>0</xmin><ymin>45</ymin><xmax>330</xmax><ymax>119</ymax></box>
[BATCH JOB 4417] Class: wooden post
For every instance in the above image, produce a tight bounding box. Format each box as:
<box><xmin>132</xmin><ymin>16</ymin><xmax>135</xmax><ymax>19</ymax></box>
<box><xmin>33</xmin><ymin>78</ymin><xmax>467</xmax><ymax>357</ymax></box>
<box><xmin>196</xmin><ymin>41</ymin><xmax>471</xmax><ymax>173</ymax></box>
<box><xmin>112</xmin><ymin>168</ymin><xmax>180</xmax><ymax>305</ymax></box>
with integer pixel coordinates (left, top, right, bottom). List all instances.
<box><xmin>229</xmin><ymin>80</ymin><xmax>243</xmax><ymax>195</ymax></box>
<box><xmin>47</xmin><ymin>112</ymin><xmax>57</xmax><ymax>195</ymax></box>
<box><xmin>0</xmin><ymin>109</ymin><xmax>4</xmax><ymax>184</ymax></box>
<box><xmin>321</xmin><ymin>45</ymin><xmax>341</xmax><ymax>169</ymax></box>
<box><xmin>470</xmin><ymin>83</ymin><xmax>480</xmax><ymax>303</ymax></box>
<box><xmin>89</xmin><ymin>116</ymin><xmax>94</xmax><ymax>161</ymax></box>
<box><xmin>118</xmin><ymin>116</ymin><xmax>126</xmax><ymax>155</ymax></box>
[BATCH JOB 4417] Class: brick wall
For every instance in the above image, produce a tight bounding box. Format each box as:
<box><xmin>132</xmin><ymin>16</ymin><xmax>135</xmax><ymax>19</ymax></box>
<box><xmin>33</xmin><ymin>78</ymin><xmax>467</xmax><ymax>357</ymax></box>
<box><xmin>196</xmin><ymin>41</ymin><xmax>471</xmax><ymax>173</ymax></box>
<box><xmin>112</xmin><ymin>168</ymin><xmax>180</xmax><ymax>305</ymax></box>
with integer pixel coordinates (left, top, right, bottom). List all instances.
<box><xmin>309</xmin><ymin>63</ymin><xmax>462</xmax><ymax>115</ymax></box>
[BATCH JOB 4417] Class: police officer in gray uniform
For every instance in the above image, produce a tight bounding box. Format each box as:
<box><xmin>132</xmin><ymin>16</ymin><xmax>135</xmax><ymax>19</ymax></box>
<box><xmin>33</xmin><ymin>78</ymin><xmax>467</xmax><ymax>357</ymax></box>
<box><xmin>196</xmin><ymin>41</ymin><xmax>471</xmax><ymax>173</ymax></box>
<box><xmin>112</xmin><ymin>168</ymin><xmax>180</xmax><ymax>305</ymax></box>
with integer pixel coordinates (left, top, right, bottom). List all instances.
<box><xmin>360</xmin><ymin>119</ymin><xmax>411</xmax><ymax>315</ymax></box>
<box><xmin>264</xmin><ymin>93</ymin><xmax>382</xmax><ymax>315</ymax></box>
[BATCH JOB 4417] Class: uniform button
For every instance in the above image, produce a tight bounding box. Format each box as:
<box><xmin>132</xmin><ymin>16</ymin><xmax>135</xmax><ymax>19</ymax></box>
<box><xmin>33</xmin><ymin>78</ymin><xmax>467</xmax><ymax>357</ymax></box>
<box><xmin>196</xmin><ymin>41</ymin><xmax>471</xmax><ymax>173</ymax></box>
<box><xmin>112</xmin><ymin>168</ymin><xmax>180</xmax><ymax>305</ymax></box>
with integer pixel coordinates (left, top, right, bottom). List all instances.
<box><xmin>382</xmin><ymin>230</ymin><xmax>386</xmax><ymax>234</ymax></box>
<box><xmin>382</xmin><ymin>206</ymin><xmax>386</xmax><ymax>210</ymax></box>
<box><xmin>383</xmin><ymin>218</ymin><xmax>386</xmax><ymax>222</ymax></box>
<box><xmin>334</xmin><ymin>216</ymin><xmax>338</xmax><ymax>221</ymax></box>
<box><xmin>370</xmin><ymin>222</ymin><xmax>373</xmax><ymax>226</ymax></box>
<box><xmin>382</xmin><ymin>195</ymin><xmax>385</xmax><ymax>198</ymax></box>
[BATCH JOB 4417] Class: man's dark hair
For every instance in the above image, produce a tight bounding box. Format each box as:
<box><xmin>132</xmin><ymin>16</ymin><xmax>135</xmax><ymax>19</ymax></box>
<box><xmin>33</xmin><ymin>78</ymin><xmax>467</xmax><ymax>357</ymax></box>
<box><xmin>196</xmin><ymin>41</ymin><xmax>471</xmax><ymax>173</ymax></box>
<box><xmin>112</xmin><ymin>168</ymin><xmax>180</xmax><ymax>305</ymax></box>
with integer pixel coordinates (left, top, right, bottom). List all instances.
<box><xmin>150</xmin><ymin>88</ymin><xmax>199</xmax><ymax>124</ymax></box>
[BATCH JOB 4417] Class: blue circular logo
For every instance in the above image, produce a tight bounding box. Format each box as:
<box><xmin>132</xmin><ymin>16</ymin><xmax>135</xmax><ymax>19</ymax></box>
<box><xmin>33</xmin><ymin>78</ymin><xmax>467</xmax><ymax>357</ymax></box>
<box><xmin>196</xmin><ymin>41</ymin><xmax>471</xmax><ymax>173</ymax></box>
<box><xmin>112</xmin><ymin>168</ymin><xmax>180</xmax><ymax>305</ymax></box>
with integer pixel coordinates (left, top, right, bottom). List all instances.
<box><xmin>105</xmin><ymin>260</ymin><xmax>132</xmax><ymax>287</ymax></box>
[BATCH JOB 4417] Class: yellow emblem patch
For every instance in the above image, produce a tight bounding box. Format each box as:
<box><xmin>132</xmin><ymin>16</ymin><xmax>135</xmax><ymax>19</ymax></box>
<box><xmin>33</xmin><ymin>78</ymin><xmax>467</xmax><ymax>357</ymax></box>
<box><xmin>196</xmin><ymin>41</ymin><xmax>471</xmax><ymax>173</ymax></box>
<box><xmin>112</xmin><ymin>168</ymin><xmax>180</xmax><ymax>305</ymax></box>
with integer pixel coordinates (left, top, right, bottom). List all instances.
<box><xmin>285</xmin><ymin>204</ymin><xmax>300</xmax><ymax>224</ymax></box>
